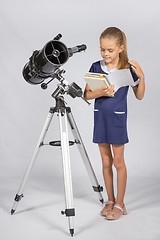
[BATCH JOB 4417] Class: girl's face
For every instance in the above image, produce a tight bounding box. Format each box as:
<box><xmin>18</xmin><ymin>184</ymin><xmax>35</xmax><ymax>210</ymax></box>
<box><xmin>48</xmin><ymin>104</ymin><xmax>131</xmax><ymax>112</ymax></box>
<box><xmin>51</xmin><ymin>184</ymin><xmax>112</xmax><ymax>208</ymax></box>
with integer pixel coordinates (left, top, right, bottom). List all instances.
<box><xmin>100</xmin><ymin>37</ymin><xmax>124</xmax><ymax>66</ymax></box>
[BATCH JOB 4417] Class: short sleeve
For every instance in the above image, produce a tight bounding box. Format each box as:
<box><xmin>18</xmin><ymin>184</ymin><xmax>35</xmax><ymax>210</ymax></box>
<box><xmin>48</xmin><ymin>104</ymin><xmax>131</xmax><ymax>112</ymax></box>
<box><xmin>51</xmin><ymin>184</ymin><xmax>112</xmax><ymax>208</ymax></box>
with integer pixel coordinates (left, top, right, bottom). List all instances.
<box><xmin>130</xmin><ymin>66</ymin><xmax>139</xmax><ymax>87</ymax></box>
<box><xmin>89</xmin><ymin>64</ymin><xmax>95</xmax><ymax>73</ymax></box>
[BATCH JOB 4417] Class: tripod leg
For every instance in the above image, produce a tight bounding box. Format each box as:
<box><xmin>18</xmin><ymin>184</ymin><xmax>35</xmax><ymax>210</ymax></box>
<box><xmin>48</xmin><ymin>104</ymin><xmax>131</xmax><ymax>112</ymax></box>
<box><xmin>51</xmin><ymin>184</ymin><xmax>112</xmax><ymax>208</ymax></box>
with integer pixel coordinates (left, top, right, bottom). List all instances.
<box><xmin>11</xmin><ymin>108</ymin><xmax>54</xmax><ymax>215</ymax></box>
<box><xmin>58</xmin><ymin>109</ymin><xmax>75</xmax><ymax>236</ymax></box>
<box><xmin>66</xmin><ymin>109</ymin><xmax>104</xmax><ymax>204</ymax></box>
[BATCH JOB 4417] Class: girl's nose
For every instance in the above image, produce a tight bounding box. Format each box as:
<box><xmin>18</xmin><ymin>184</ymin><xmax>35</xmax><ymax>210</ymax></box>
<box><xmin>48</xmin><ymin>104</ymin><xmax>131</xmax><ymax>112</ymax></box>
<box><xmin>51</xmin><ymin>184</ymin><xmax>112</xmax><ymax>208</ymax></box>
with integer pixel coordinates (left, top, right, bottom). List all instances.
<box><xmin>105</xmin><ymin>50</ymin><xmax>109</xmax><ymax>55</ymax></box>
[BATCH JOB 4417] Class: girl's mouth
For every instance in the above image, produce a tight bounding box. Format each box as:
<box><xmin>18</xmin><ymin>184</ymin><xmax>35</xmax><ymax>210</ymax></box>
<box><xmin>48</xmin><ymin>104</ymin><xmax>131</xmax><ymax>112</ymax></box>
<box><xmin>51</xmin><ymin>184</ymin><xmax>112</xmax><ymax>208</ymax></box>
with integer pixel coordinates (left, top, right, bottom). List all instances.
<box><xmin>104</xmin><ymin>57</ymin><xmax>111</xmax><ymax>60</ymax></box>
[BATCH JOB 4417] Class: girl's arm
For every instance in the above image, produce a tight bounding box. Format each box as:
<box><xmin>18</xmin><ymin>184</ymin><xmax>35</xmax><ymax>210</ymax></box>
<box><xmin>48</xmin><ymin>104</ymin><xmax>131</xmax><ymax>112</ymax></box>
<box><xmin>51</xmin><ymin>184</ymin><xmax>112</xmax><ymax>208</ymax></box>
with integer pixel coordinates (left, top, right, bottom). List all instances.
<box><xmin>129</xmin><ymin>60</ymin><xmax>145</xmax><ymax>100</ymax></box>
<box><xmin>84</xmin><ymin>83</ymin><xmax>115</xmax><ymax>100</ymax></box>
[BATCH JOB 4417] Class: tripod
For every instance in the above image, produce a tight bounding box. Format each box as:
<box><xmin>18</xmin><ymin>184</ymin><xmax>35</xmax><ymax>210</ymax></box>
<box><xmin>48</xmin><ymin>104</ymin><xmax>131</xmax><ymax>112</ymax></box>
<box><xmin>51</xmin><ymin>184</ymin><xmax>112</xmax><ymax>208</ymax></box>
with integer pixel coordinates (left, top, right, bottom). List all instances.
<box><xmin>11</xmin><ymin>96</ymin><xmax>104</xmax><ymax>236</ymax></box>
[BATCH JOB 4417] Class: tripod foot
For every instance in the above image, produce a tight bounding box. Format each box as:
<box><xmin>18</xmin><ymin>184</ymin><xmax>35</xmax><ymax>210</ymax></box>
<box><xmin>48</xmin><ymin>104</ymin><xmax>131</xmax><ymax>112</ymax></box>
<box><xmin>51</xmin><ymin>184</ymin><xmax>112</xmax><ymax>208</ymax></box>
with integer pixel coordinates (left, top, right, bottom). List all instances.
<box><xmin>70</xmin><ymin>229</ymin><xmax>74</xmax><ymax>237</ymax></box>
<box><xmin>11</xmin><ymin>209</ymin><xmax>15</xmax><ymax>215</ymax></box>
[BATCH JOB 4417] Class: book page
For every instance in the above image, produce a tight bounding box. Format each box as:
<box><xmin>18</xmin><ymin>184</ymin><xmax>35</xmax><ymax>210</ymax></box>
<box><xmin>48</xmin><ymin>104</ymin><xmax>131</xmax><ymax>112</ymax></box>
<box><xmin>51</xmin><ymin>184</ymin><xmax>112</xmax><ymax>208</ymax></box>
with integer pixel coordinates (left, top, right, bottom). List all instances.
<box><xmin>107</xmin><ymin>69</ymin><xmax>135</xmax><ymax>91</ymax></box>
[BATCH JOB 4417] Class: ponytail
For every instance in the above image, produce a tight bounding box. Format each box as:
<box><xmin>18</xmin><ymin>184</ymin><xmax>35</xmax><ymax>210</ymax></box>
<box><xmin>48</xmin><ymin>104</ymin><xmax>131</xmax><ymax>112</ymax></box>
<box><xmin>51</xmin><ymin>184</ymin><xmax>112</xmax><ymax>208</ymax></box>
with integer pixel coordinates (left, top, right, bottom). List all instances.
<box><xmin>119</xmin><ymin>31</ymin><xmax>130</xmax><ymax>69</ymax></box>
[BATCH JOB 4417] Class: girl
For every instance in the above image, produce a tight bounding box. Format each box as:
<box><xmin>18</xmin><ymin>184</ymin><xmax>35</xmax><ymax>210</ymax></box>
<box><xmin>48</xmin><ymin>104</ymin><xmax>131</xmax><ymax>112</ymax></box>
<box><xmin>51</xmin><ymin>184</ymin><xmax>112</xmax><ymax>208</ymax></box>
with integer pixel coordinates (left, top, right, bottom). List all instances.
<box><xmin>84</xmin><ymin>27</ymin><xmax>145</xmax><ymax>220</ymax></box>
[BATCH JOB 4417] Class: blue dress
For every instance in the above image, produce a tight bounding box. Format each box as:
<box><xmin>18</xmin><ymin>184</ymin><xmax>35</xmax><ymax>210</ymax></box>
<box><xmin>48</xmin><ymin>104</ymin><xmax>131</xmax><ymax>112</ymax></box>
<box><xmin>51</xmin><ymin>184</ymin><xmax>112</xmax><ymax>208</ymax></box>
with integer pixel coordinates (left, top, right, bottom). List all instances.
<box><xmin>89</xmin><ymin>60</ymin><xmax>139</xmax><ymax>145</ymax></box>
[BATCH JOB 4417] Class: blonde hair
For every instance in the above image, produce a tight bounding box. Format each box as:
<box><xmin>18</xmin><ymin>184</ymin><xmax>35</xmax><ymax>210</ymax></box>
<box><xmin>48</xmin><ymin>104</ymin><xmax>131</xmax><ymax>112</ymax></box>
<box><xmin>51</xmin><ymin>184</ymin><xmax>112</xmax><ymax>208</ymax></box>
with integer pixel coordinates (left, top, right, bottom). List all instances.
<box><xmin>100</xmin><ymin>27</ymin><xmax>130</xmax><ymax>69</ymax></box>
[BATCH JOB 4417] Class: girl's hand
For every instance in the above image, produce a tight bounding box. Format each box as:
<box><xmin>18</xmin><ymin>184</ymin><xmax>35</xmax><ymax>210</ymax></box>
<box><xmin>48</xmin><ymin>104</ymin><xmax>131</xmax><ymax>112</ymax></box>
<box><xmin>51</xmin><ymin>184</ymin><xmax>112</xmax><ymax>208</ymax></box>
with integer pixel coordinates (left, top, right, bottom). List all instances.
<box><xmin>129</xmin><ymin>60</ymin><xmax>145</xmax><ymax>100</ymax></box>
<box><xmin>84</xmin><ymin>83</ymin><xmax>115</xmax><ymax>100</ymax></box>
<box><xmin>128</xmin><ymin>60</ymin><xmax>144</xmax><ymax>80</ymax></box>
<box><xmin>99</xmin><ymin>84</ymin><xmax>115</xmax><ymax>97</ymax></box>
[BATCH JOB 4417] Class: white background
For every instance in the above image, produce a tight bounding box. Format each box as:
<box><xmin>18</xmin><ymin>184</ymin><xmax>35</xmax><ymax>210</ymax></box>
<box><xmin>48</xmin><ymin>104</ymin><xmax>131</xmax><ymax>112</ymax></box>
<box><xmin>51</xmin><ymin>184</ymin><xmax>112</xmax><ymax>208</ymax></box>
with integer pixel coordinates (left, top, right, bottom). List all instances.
<box><xmin>0</xmin><ymin>0</ymin><xmax>160</xmax><ymax>239</ymax></box>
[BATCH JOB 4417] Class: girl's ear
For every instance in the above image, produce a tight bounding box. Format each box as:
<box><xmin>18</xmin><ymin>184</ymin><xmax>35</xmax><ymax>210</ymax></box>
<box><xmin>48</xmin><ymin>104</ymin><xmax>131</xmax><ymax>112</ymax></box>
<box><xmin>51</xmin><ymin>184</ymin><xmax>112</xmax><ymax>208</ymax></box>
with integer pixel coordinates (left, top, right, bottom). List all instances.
<box><xmin>119</xmin><ymin>45</ymin><xmax>124</xmax><ymax>53</ymax></box>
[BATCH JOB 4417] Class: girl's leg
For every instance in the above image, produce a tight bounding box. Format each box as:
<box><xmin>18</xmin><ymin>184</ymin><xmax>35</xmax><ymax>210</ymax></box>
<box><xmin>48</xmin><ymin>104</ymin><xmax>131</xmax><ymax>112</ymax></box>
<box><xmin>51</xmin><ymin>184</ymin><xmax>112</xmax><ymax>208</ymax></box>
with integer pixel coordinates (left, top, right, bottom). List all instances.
<box><xmin>112</xmin><ymin>144</ymin><xmax>127</xmax><ymax>208</ymax></box>
<box><xmin>98</xmin><ymin>143</ymin><xmax>115</xmax><ymax>203</ymax></box>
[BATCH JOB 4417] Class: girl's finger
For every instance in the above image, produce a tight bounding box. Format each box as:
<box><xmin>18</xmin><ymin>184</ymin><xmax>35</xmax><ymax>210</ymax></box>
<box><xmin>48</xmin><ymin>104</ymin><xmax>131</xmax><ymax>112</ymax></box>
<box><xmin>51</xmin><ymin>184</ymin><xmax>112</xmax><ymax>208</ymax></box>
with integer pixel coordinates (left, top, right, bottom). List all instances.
<box><xmin>129</xmin><ymin>60</ymin><xmax>137</xmax><ymax>68</ymax></box>
<box><xmin>131</xmin><ymin>63</ymin><xmax>137</xmax><ymax>69</ymax></box>
<box><xmin>131</xmin><ymin>65</ymin><xmax>136</xmax><ymax>71</ymax></box>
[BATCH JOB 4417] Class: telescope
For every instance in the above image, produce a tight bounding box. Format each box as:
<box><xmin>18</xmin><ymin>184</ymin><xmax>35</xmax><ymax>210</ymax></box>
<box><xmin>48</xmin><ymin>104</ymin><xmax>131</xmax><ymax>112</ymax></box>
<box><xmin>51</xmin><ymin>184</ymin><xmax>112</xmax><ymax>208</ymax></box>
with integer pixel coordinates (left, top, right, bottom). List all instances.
<box><xmin>22</xmin><ymin>34</ymin><xmax>87</xmax><ymax>99</ymax></box>
<box><xmin>11</xmin><ymin>34</ymin><xmax>103</xmax><ymax>236</ymax></box>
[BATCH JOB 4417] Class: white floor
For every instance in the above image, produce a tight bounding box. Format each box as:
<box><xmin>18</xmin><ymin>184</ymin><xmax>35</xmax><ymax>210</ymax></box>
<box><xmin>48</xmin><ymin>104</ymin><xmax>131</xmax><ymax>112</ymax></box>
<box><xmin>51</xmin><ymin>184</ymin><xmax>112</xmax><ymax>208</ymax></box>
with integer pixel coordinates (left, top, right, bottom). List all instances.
<box><xmin>0</xmin><ymin>175</ymin><xmax>160</xmax><ymax>240</ymax></box>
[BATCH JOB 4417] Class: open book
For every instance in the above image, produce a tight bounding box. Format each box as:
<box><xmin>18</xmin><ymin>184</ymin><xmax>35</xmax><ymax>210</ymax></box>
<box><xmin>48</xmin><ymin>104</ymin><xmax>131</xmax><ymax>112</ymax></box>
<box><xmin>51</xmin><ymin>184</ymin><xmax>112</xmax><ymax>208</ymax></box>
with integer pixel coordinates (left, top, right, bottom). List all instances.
<box><xmin>84</xmin><ymin>69</ymin><xmax>136</xmax><ymax>93</ymax></box>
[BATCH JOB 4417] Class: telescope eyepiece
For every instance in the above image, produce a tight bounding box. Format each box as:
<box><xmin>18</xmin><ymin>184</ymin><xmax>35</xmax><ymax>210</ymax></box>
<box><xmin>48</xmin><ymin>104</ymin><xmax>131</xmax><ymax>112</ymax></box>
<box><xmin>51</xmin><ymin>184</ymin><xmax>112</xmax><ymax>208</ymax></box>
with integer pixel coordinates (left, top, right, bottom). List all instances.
<box><xmin>68</xmin><ymin>44</ymin><xmax>87</xmax><ymax>57</ymax></box>
<box><xmin>76</xmin><ymin>44</ymin><xmax>87</xmax><ymax>52</ymax></box>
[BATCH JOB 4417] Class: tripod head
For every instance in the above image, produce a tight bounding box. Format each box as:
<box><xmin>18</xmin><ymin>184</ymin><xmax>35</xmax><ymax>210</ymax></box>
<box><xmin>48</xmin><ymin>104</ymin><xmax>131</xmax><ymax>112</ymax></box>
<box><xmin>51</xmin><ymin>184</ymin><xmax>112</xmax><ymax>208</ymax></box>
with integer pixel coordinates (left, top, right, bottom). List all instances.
<box><xmin>43</xmin><ymin>68</ymin><xmax>90</xmax><ymax>104</ymax></box>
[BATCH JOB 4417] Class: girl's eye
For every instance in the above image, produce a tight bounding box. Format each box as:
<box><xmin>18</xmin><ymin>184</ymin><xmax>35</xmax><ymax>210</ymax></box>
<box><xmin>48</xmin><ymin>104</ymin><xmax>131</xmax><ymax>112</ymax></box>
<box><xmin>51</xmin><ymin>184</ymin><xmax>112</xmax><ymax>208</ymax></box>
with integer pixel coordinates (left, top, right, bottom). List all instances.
<box><xmin>109</xmin><ymin>50</ymin><xmax>113</xmax><ymax>53</ymax></box>
<box><xmin>101</xmin><ymin>49</ymin><xmax>105</xmax><ymax>52</ymax></box>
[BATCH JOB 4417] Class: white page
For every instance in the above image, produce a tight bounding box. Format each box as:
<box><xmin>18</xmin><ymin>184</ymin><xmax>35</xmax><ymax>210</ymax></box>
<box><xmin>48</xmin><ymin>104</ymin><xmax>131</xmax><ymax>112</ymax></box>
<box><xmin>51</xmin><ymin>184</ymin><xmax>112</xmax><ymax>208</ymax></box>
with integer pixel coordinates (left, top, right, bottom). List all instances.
<box><xmin>107</xmin><ymin>69</ymin><xmax>135</xmax><ymax>92</ymax></box>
